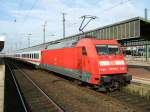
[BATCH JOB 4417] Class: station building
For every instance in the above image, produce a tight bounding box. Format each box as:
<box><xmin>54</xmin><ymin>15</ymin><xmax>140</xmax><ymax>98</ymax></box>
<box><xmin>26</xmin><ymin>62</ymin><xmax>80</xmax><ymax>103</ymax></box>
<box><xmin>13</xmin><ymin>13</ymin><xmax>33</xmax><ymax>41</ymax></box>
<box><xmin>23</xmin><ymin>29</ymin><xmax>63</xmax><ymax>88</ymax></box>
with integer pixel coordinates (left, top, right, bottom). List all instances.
<box><xmin>61</xmin><ymin>16</ymin><xmax>150</xmax><ymax>61</ymax></box>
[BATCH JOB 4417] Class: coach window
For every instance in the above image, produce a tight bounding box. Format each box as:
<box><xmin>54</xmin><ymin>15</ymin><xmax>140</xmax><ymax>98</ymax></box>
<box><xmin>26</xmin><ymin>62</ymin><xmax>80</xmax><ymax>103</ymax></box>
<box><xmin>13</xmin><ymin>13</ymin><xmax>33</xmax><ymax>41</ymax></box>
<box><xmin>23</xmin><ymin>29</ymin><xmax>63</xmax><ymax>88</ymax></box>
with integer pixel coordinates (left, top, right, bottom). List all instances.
<box><xmin>37</xmin><ymin>53</ymin><xmax>39</xmax><ymax>59</ymax></box>
<box><xmin>37</xmin><ymin>53</ymin><xmax>38</xmax><ymax>59</ymax></box>
<box><xmin>35</xmin><ymin>53</ymin><xmax>37</xmax><ymax>59</ymax></box>
<box><xmin>34</xmin><ymin>54</ymin><xmax>36</xmax><ymax>59</ymax></box>
<box><xmin>82</xmin><ymin>47</ymin><xmax>87</xmax><ymax>55</ymax></box>
<box><xmin>36</xmin><ymin>53</ymin><xmax>38</xmax><ymax>59</ymax></box>
<box><xmin>33</xmin><ymin>53</ymin><xmax>35</xmax><ymax>59</ymax></box>
<box><xmin>34</xmin><ymin>53</ymin><xmax>36</xmax><ymax>59</ymax></box>
<box><xmin>34</xmin><ymin>53</ymin><xmax>37</xmax><ymax>59</ymax></box>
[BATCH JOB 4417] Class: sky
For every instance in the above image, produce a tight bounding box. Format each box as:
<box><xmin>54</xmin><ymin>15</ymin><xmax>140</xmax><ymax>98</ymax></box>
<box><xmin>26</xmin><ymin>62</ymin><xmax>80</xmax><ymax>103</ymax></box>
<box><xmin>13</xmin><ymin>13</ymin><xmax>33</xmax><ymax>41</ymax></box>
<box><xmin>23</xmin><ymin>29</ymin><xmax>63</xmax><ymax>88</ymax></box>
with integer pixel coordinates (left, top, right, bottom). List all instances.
<box><xmin>0</xmin><ymin>0</ymin><xmax>149</xmax><ymax>52</ymax></box>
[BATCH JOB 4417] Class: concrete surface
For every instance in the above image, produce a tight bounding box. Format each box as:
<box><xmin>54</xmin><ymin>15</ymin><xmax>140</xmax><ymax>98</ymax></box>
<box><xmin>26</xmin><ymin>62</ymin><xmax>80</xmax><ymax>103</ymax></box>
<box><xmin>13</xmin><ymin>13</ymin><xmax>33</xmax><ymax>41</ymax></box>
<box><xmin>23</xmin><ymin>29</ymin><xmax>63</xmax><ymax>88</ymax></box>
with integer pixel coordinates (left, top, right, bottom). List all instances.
<box><xmin>128</xmin><ymin>61</ymin><xmax>150</xmax><ymax>85</ymax></box>
<box><xmin>126</xmin><ymin>60</ymin><xmax>150</xmax><ymax>67</ymax></box>
<box><xmin>132</xmin><ymin>77</ymin><xmax>150</xmax><ymax>85</ymax></box>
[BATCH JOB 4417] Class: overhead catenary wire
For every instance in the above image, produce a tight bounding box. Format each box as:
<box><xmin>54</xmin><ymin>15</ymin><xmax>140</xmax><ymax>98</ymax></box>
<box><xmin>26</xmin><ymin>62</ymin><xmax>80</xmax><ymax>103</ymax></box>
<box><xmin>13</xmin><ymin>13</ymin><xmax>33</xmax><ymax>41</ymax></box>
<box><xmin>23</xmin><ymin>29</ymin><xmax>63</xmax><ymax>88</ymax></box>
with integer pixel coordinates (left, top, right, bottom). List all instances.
<box><xmin>12</xmin><ymin>0</ymin><xmax>133</xmax><ymax>50</ymax></box>
<box><xmin>66</xmin><ymin>0</ymin><xmax>133</xmax><ymax>30</ymax></box>
<box><xmin>102</xmin><ymin>0</ymin><xmax>132</xmax><ymax>12</ymax></box>
<box><xmin>18</xmin><ymin>0</ymin><xmax>132</xmax><ymax>34</ymax></box>
<box><xmin>12</xmin><ymin>0</ymin><xmax>39</xmax><ymax>49</ymax></box>
<box><xmin>17</xmin><ymin>0</ymin><xmax>39</xmax><ymax>35</ymax></box>
<box><xmin>22</xmin><ymin>0</ymin><xmax>39</xmax><ymax>23</ymax></box>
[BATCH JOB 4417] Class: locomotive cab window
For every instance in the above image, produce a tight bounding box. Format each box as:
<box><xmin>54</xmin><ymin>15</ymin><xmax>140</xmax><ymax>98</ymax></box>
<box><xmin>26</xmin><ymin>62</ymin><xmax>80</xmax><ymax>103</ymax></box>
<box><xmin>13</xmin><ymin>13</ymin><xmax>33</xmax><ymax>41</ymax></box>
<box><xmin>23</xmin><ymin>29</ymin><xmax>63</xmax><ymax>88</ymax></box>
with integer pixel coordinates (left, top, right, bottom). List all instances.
<box><xmin>96</xmin><ymin>45</ymin><xmax>121</xmax><ymax>55</ymax></box>
<box><xmin>82</xmin><ymin>47</ymin><xmax>87</xmax><ymax>55</ymax></box>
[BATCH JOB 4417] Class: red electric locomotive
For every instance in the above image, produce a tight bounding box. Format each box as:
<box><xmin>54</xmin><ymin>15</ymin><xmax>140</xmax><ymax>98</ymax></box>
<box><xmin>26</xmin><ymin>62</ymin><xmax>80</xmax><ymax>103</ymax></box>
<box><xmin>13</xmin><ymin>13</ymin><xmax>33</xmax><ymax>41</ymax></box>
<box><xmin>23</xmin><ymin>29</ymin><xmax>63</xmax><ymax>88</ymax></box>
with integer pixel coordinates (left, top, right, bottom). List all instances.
<box><xmin>15</xmin><ymin>37</ymin><xmax>132</xmax><ymax>91</ymax></box>
<box><xmin>40</xmin><ymin>38</ymin><xmax>131</xmax><ymax>91</ymax></box>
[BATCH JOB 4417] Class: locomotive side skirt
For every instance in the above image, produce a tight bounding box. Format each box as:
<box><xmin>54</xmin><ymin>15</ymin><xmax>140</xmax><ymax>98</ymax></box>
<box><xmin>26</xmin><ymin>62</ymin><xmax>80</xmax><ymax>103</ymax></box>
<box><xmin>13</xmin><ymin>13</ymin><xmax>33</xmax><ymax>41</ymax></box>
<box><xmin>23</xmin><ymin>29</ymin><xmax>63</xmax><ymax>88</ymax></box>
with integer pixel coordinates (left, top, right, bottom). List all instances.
<box><xmin>39</xmin><ymin>64</ymin><xmax>91</xmax><ymax>83</ymax></box>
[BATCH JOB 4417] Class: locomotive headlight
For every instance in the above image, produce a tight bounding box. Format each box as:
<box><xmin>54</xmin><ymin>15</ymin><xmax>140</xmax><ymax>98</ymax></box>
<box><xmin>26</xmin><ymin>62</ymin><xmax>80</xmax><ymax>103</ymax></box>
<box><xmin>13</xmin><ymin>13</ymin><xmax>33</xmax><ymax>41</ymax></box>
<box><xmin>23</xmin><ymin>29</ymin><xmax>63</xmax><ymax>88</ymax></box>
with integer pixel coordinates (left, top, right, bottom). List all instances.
<box><xmin>99</xmin><ymin>61</ymin><xmax>110</xmax><ymax>66</ymax></box>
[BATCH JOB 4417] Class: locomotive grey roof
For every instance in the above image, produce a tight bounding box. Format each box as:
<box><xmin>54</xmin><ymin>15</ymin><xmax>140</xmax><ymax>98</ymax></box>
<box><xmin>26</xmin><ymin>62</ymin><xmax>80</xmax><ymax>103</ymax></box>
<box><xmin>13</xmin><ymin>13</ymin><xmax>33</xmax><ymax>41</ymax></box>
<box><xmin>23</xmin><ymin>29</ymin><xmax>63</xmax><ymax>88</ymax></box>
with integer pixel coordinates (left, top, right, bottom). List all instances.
<box><xmin>16</xmin><ymin>16</ymin><xmax>150</xmax><ymax>52</ymax></box>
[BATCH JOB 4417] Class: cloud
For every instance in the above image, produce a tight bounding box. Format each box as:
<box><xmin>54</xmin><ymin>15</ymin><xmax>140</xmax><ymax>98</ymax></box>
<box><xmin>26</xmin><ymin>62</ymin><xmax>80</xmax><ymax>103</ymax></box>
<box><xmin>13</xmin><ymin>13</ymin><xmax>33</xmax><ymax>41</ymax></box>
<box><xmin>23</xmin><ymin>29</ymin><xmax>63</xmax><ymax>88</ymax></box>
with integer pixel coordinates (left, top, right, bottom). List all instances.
<box><xmin>1</xmin><ymin>0</ymin><xmax>150</xmax><ymax>52</ymax></box>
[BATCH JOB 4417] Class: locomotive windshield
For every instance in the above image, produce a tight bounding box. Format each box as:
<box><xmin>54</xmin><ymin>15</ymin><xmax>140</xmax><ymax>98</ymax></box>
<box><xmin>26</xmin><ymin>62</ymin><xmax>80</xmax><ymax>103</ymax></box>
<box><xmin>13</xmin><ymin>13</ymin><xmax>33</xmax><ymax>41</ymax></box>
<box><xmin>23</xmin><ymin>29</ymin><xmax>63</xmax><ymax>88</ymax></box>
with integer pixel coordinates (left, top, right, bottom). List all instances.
<box><xmin>96</xmin><ymin>45</ymin><xmax>121</xmax><ymax>55</ymax></box>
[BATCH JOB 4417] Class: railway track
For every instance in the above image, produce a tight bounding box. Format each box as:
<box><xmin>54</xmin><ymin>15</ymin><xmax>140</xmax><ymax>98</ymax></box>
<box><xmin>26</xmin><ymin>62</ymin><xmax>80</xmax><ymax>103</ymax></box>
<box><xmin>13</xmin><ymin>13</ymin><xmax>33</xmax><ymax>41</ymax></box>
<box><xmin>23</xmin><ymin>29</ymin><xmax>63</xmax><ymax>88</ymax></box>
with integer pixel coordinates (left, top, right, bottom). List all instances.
<box><xmin>5</xmin><ymin>63</ymin><xmax>29</xmax><ymax>112</ymax></box>
<box><xmin>6</xmin><ymin>59</ymin><xmax>136</xmax><ymax>112</ymax></box>
<box><xmin>5</xmin><ymin>59</ymin><xmax>150</xmax><ymax>112</ymax></box>
<box><xmin>6</xmin><ymin>60</ymin><xmax>64</xmax><ymax>112</ymax></box>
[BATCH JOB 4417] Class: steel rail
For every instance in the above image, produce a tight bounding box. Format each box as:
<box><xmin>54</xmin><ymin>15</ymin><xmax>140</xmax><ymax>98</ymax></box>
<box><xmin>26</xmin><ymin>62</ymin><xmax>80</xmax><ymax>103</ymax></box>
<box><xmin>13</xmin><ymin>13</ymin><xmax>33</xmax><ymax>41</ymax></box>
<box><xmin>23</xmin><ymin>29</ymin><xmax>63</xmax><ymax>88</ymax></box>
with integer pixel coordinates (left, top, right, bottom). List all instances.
<box><xmin>11</xmin><ymin>62</ymin><xmax>64</xmax><ymax>112</ymax></box>
<box><xmin>6</xmin><ymin>63</ymin><xmax>28</xmax><ymax>112</ymax></box>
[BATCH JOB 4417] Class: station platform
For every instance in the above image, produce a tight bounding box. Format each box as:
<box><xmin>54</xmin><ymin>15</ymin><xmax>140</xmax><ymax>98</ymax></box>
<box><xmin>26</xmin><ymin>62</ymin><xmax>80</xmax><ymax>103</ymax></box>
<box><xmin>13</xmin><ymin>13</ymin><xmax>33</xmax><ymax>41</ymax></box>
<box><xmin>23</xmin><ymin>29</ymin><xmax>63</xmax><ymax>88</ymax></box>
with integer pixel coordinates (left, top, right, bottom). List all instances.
<box><xmin>127</xmin><ymin>61</ymin><xmax>150</xmax><ymax>85</ymax></box>
<box><xmin>127</xmin><ymin>60</ymin><xmax>150</xmax><ymax>67</ymax></box>
<box><xmin>0</xmin><ymin>60</ymin><xmax>5</xmax><ymax>112</ymax></box>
